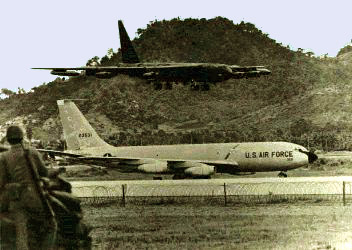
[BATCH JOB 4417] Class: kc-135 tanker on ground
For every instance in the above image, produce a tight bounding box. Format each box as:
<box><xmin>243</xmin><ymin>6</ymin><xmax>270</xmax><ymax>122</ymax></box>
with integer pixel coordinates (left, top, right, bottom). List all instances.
<box><xmin>39</xmin><ymin>100</ymin><xmax>317</xmax><ymax>179</ymax></box>
<box><xmin>33</xmin><ymin>20</ymin><xmax>271</xmax><ymax>90</ymax></box>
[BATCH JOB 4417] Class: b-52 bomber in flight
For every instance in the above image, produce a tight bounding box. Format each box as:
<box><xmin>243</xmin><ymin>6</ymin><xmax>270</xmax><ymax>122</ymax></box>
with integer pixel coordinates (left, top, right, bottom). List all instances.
<box><xmin>33</xmin><ymin>20</ymin><xmax>271</xmax><ymax>91</ymax></box>
<box><xmin>38</xmin><ymin>100</ymin><xmax>317</xmax><ymax>179</ymax></box>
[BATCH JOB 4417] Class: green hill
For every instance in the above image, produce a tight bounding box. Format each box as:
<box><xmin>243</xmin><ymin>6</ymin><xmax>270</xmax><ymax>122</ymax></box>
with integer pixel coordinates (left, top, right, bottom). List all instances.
<box><xmin>1</xmin><ymin>17</ymin><xmax>351</xmax><ymax>151</ymax></box>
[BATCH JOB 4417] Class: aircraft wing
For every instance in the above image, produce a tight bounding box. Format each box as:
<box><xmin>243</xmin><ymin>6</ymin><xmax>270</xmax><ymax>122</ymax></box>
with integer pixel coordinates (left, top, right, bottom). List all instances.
<box><xmin>37</xmin><ymin>149</ymin><xmax>83</xmax><ymax>158</ymax></box>
<box><xmin>32</xmin><ymin>63</ymin><xmax>270</xmax><ymax>81</ymax></box>
<box><xmin>79</xmin><ymin>156</ymin><xmax>239</xmax><ymax>175</ymax></box>
<box><xmin>37</xmin><ymin>149</ymin><xmax>238</xmax><ymax>167</ymax></box>
<box><xmin>37</xmin><ymin>148</ymin><xmax>242</xmax><ymax>176</ymax></box>
<box><xmin>79</xmin><ymin>155</ymin><xmax>238</xmax><ymax>167</ymax></box>
<box><xmin>80</xmin><ymin>155</ymin><xmax>240</xmax><ymax>175</ymax></box>
<box><xmin>230</xmin><ymin>65</ymin><xmax>271</xmax><ymax>77</ymax></box>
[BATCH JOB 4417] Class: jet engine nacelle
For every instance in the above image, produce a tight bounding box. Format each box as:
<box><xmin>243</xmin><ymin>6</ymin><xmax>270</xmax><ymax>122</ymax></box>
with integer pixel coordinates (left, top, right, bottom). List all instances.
<box><xmin>138</xmin><ymin>161</ymin><xmax>168</xmax><ymax>173</ymax></box>
<box><xmin>184</xmin><ymin>163</ymin><xmax>215</xmax><ymax>177</ymax></box>
<box><xmin>50</xmin><ymin>70</ymin><xmax>80</xmax><ymax>76</ymax></box>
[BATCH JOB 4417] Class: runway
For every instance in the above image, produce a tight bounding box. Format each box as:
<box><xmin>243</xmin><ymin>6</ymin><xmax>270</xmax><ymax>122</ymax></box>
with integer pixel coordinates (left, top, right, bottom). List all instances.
<box><xmin>70</xmin><ymin>176</ymin><xmax>352</xmax><ymax>198</ymax></box>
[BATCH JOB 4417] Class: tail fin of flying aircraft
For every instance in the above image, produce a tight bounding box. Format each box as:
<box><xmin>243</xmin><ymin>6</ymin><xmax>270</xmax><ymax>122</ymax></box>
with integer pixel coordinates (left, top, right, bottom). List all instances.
<box><xmin>118</xmin><ymin>20</ymin><xmax>140</xmax><ymax>64</ymax></box>
<box><xmin>57</xmin><ymin>100</ymin><xmax>110</xmax><ymax>151</ymax></box>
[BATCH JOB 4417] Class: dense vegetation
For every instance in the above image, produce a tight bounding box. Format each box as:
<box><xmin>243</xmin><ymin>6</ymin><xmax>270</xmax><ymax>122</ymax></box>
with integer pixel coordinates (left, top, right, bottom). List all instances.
<box><xmin>337</xmin><ymin>44</ymin><xmax>352</xmax><ymax>57</ymax></box>
<box><xmin>1</xmin><ymin>17</ymin><xmax>351</xmax><ymax>151</ymax></box>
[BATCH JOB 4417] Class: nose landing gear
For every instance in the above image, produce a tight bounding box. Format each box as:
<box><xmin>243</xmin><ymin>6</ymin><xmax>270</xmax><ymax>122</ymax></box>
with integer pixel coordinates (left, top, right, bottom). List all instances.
<box><xmin>278</xmin><ymin>171</ymin><xmax>288</xmax><ymax>178</ymax></box>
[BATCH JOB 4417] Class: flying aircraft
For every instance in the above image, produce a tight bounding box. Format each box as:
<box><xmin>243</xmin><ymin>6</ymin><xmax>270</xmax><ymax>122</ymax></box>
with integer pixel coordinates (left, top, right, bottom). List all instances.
<box><xmin>38</xmin><ymin>100</ymin><xmax>317</xmax><ymax>179</ymax></box>
<box><xmin>33</xmin><ymin>20</ymin><xmax>271</xmax><ymax>91</ymax></box>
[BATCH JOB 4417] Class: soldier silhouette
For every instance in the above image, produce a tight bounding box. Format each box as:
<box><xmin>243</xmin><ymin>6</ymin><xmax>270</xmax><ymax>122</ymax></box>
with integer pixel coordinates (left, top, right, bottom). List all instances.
<box><xmin>0</xmin><ymin>125</ymin><xmax>56</xmax><ymax>249</ymax></box>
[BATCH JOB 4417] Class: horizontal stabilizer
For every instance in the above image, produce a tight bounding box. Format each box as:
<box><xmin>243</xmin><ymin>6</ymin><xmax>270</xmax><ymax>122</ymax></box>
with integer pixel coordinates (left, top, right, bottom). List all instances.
<box><xmin>37</xmin><ymin>149</ymin><xmax>83</xmax><ymax>158</ymax></box>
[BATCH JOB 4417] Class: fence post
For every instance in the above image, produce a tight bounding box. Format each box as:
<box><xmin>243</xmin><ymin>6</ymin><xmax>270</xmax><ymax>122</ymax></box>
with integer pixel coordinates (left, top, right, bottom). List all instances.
<box><xmin>343</xmin><ymin>181</ymin><xmax>346</xmax><ymax>206</ymax></box>
<box><xmin>122</xmin><ymin>184</ymin><xmax>126</xmax><ymax>207</ymax></box>
<box><xmin>224</xmin><ymin>183</ymin><xmax>227</xmax><ymax>206</ymax></box>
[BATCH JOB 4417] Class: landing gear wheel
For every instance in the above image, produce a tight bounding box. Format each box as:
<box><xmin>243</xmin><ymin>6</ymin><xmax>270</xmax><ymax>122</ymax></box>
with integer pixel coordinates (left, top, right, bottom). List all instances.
<box><xmin>278</xmin><ymin>171</ymin><xmax>288</xmax><ymax>178</ymax></box>
<box><xmin>190</xmin><ymin>82</ymin><xmax>200</xmax><ymax>91</ymax></box>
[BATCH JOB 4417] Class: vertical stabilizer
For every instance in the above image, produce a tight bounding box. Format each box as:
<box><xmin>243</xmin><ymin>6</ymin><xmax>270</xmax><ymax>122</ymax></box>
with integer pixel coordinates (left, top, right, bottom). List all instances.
<box><xmin>57</xmin><ymin>100</ymin><xmax>109</xmax><ymax>151</ymax></box>
<box><xmin>118</xmin><ymin>20</ymin><xmax>140</xmax><ymax>63</ymax></box>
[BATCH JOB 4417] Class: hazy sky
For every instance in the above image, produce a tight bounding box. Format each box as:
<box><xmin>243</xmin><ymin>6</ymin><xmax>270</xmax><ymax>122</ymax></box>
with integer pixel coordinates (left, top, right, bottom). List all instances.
<box><xmin>1</xmin><ymin>0</ymin><xmax>352</xmax><ymax>92</ymax></box>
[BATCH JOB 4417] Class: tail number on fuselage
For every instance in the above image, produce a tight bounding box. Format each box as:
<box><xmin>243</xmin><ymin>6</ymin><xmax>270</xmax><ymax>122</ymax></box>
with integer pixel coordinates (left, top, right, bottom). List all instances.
<box><xmin>245</xmin><ymin>151</ymin><xmax>293</xmax><ymax>160</ymax></box>
<box><xmin>78</xmin><ymin>132</ymin><xmax>92</xmax><ymax>138</ymax></box>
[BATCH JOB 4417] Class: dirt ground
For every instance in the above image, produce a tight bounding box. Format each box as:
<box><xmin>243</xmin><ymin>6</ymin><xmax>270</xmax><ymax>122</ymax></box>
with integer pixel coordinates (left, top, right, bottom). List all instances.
<box><xmin>83</xmin><ymin>201</ymin><xmax>352</xmax><ymax>250</ymax></box>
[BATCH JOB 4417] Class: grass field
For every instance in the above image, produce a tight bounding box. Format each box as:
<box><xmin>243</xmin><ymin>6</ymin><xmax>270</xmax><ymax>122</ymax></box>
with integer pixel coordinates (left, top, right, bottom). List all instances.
<box><xmin>84</xmin><ymin>201</ymin><xmax>352</xmax><ymax>250</ymax></box>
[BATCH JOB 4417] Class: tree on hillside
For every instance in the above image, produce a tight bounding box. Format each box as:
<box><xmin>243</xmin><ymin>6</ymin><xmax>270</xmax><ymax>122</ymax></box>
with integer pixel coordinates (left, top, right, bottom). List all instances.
<box><xmin>1</xmin><ymin>88</ymin><xmax>15</xmax><ymax>97</ymax></box>
<box><xmin>86</xmin><ymin>56</ymin><xmax>100</xmax><ymax>66</ymax></box>
<box><xmin>100</xmin><ymin>48</ymin><xmax>115</xmax><ymax>65</ymax></box>
<box><xmin>17</xmin><ymin>87</ymin><xmax>26</xmax><ymax>94</ymax></box>
<box><xmin>337</xmin><ymin>44</ymin><xmax>352</xmax><ymax>57</ymax></box>
<box><xmin>290</xmin><ymin>119</ymin><xmax>314</xmax><ymax>137</ymax></box>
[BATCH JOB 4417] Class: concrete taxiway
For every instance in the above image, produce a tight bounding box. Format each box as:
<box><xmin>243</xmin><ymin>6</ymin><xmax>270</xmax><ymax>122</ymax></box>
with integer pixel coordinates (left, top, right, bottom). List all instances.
<box><xmin>70</xmin><ymin>176</ymin><xmax>352</xmax><ymax>198</ymax></box>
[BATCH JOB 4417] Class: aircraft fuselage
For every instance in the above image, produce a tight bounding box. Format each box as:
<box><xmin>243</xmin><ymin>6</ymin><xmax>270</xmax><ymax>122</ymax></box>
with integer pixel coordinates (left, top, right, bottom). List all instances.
<box><xmin>67</xmin><ymin>141</ymin><xmax>311</xmax><ymax>174</ymax></box>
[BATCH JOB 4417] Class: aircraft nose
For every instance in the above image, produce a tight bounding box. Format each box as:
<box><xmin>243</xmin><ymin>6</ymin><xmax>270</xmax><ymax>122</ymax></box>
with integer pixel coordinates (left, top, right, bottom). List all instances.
<box><xmin>299</xmin><ymin>149</ymin><xmax>318</xmax><ymax>163</ymax></box>
<box><xmin>308</xmin><ymin>151</ymin><xmax>318</xmax><ymax>163</ymax></box>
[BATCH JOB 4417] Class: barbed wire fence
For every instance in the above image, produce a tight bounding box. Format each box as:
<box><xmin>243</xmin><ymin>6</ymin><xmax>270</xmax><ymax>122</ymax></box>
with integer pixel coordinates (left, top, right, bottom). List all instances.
<box><xmin>73</xmin><ymin>181</ymin><xmax>352</xmax><ymax>206</ymax></box>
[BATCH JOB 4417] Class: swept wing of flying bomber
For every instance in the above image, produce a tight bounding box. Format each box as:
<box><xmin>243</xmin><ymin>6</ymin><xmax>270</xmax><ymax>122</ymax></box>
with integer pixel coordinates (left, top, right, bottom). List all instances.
<box><xmin>38</xmin><ymin>100</ymin><xmax>317</xmax><ymax>179</ymax></box>
<box><xmin>33</xmin><ymin>20</ymin><xmax>271</xmax><ymax>90</ymax></box>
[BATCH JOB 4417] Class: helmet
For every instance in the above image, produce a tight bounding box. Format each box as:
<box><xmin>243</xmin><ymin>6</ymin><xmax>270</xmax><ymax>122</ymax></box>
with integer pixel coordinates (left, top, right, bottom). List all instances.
<box><xmin>6</xmin><ymin>125</ymin><xmax>24</xmax><ymax>140</ymax></box>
